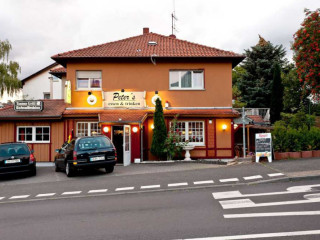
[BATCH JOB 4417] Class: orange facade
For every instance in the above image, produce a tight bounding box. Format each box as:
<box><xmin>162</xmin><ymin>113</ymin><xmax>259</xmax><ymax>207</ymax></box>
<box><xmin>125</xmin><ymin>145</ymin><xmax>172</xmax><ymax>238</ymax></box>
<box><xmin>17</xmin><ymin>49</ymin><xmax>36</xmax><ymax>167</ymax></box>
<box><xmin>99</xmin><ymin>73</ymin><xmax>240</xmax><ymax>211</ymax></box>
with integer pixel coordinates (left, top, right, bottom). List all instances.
<box><xmin>67</xmin><ymin>62</ymin><xmax>232</xmax><ymax>108</ymax></box>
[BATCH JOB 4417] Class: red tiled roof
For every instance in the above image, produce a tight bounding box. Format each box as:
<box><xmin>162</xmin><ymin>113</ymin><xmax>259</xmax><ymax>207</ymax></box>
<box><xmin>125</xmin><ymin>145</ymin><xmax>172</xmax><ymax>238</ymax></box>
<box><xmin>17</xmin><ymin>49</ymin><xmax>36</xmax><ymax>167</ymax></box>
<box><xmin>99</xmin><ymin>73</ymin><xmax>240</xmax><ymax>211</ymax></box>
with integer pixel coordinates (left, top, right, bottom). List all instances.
<box><xmin>52</xmin><ymin>31</ymin><xmax>244</xmax><ymax>60</ymax></box>
<box><xmin>0</xmin><ymin>100</ymin><xmax>66</xmax><ymax>119</ymax></box>
<box><xmin>50</xmin><ymin>67</ymin><xmax>66</xmax><ymax>73</ymax></box>
<box><xmin>99</xmin><ymin>110</ymin><xmax>148</xmax><ymax>123</ymax></box>
<box><xmin>63</xmin><ymin>108</ymin><xmax>239</xmax><ymax>122</ymax></box>
<box><xmin>247</xmin><ymin>115</ymin><xmax>266</xmax><ymax>123</ymax></box>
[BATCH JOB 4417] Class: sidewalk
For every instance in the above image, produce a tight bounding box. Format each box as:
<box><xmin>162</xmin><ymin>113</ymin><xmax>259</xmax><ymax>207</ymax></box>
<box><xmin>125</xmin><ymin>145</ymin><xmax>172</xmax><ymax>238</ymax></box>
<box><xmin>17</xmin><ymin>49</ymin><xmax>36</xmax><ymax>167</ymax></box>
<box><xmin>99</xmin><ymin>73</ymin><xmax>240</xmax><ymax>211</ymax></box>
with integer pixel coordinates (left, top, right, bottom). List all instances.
<box><xmin>36</xmin><ymin>157</ymin><xmax>320</xmax><ymax>181</ymax></box>
<box><xmin>258</xmin><ymin>157</ymin><xmax>320</xmax><ymax>182</ymax></box>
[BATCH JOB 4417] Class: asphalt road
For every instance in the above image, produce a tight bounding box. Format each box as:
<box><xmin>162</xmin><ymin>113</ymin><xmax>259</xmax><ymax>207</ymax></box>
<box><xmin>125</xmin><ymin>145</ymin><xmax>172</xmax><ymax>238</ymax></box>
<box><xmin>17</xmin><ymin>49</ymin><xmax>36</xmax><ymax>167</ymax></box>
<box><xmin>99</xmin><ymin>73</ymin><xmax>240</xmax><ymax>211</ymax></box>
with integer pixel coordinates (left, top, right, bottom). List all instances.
<box><xmin>1</xmin><ymin>162</ymin><xmax>320</xmax><ymax>239</ymax></box>
<box><xmin>1</xmin><ymin>179</ymin><xmax>320</xmax><ymax>240</ymax></box>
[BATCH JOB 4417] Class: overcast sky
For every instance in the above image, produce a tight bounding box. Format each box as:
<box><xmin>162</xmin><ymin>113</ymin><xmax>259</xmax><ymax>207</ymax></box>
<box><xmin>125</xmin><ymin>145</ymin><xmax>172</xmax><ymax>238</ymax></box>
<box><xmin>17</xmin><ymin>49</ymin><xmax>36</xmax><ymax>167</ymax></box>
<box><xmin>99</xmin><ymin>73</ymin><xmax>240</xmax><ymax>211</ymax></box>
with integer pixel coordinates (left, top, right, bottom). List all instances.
<box><xmin>0</xmin><ymin>0</ymin><xmax>318</xmax><ymax>79</ymax></box>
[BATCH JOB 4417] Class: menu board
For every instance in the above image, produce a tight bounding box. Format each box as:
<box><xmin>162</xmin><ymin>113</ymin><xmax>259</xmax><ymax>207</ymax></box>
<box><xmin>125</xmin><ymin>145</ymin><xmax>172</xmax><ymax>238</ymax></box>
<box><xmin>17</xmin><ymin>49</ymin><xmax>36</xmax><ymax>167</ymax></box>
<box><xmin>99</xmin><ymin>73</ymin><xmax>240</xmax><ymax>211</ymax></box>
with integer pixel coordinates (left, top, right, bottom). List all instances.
<box><xmin>255</xmin><ymin>133</ymin><xmax>272</xmax><ymax>162</ymax></box>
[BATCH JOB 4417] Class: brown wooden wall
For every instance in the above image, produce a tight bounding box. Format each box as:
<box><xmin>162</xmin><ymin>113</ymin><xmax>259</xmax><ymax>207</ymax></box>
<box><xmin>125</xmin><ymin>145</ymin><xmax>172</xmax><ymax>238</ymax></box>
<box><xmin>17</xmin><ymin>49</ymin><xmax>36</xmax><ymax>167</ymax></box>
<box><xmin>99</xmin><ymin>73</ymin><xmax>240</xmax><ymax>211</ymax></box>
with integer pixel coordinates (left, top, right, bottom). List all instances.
<box><xmin>0</xmin><ymin>121</ymin><xmax>65</xmax><ymax>162</ymax></box>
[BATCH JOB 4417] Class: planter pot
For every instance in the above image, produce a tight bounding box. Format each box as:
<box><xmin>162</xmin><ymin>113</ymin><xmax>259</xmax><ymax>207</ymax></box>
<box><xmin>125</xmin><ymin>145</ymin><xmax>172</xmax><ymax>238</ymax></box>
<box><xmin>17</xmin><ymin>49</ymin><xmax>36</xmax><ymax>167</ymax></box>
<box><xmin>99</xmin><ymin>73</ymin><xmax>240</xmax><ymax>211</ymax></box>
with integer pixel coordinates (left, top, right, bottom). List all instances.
<box><xmin>288</xmin><ymin>152</ymin><xmax>301</xmax><ymax>159</ymax></box>
<box><xmin>301</xmin><ymin>151</ymin><xmax>313</xmax><ymax>158</ymax></box>
<box><xmin>312</xmin><ymin>150</ymin><xmax>320</xmax><ymax>158</ymax></box>
<box><xmin>274</xmin><ymin>152</ymin><xmax>289</xmax><ymax>160</ymax></box>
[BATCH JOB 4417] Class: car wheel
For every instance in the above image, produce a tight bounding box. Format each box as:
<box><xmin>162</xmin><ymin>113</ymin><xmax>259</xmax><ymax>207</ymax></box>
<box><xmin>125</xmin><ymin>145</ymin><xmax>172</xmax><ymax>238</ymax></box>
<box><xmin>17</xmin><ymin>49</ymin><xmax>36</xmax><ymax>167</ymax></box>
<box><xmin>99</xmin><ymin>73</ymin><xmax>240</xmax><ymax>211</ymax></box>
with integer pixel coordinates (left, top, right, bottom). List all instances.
<box><xmin>105</xmin><ymin>166</ymin><xmax>114</xmax><ymax>174</ymax></box>
<box><xmin>65</xmin><ymin>162</ymin><xmax>75</xmax><ymax>177</ymax></box>
<box><xmin>30</xmin><ymin>166</ymin><xmax>37</xmax><ymax>176</ymax></box>
<box><xmin>54</xmin><ymin>162</ymin><xmax>60</xmax><ymax>172</ymax></box>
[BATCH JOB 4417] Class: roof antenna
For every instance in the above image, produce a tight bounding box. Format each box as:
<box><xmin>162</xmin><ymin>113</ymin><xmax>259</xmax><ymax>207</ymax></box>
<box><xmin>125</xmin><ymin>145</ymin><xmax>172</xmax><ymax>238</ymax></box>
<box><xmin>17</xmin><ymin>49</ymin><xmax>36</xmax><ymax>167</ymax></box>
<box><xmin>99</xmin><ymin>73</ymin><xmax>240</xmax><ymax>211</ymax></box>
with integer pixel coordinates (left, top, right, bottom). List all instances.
<box><xmin>171</xmin><ymin>0</ymin><xmax>178</xmax><ymax>36</ymax></box>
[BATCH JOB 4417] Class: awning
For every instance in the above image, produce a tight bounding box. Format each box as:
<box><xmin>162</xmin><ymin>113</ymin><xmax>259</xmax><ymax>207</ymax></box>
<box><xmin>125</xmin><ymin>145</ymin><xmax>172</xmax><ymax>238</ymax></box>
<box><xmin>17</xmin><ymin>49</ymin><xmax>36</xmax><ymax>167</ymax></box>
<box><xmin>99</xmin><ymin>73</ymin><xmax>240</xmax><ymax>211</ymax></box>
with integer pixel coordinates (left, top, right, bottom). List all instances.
<box><xmin>99</xmin><ymin>110</ymin><xmax>148</xmax><ymax>123</ymax></box>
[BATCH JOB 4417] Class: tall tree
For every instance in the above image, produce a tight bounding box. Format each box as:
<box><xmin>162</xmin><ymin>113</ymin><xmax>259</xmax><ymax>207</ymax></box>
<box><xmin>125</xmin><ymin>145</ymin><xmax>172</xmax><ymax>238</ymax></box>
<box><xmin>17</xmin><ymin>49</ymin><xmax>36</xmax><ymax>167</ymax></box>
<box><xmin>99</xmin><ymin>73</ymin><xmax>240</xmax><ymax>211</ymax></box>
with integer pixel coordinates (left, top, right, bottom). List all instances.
<box><xmin>292</xmin><ymin>9</ymin><xmax>320</xmax><ymax>94</ymax></box>
<box><xmin>282</xmin><ymin>65</ymin><xmax>304</xmax><ymax>113</ymax></box>
<box><xmin>150</xmin><ymin>98</ymin><xmax>167</xmax><ymax>159</ymax></box>
<box><xmin>0</xmin><ymin>39</ymin><xmax>22</xmax><ymax>96</ymax></box>
<box><xmin>238</xmin><ymin>35</ymin><xmax>286</xmax><ymax>108</ymax></box>
<box><xmin>270</xmin><ymin>63</ymin><xmax>284</xmax><ymax>123</ymax></box>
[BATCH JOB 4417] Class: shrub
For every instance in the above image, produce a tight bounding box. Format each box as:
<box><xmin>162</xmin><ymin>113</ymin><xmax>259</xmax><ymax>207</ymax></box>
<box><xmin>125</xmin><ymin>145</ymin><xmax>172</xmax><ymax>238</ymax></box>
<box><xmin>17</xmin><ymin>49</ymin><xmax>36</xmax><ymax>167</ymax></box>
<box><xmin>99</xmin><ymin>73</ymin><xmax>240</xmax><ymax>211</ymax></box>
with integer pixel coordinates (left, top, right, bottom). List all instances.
<box><xmin>272</xmin><ymin>121</ymin><xmax>289</xmax><ymax>152</ymax></box>
<box><xmin>286</xmin><ymin>128</ymin><xmax>302</xmax><ymax>152</ymax></box>
<box><xmin>163</xmin><ymin>115</ymin><xmax>188</xmax><ymax>160</ymax></box>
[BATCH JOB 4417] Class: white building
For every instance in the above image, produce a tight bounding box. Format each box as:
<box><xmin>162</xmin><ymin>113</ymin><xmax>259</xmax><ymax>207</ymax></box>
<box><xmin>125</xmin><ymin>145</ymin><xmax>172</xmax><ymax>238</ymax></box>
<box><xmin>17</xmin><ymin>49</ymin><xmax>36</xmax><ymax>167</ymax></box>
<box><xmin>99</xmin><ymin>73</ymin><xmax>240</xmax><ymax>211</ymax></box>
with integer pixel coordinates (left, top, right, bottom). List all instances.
<box><xmin>22</xmin><ymin>63</ymin><xmax>66</xmax><ymax>100</ymax></box>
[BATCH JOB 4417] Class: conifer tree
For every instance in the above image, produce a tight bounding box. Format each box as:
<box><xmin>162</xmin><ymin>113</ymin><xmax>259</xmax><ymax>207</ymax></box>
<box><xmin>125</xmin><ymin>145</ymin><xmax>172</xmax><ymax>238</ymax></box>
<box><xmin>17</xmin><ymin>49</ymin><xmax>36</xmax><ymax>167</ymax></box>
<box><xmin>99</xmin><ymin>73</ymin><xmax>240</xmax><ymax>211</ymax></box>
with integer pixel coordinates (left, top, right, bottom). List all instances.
<box><xmin>270</xmin><ymin>63</ymin><xmax>283</xmax><ymax>123</ymax></box>
<box><xmin>150</xmin><ymin>98</ymin><xmax>167</xmax><ymax>159</ymax></box>
<box><xmin>238</xmin><ymin>35</ymin><xmax>286</xmax><ymax>108</ymax></box>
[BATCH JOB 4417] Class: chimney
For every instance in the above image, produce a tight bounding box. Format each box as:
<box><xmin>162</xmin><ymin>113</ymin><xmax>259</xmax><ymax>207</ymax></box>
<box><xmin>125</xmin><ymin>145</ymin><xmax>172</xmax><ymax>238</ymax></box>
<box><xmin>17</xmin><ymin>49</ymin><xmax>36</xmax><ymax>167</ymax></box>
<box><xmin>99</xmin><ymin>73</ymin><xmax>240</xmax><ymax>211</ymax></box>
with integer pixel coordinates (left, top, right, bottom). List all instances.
<box><xmin>143</xmin><ymin>27</ymin><xmax>149</xmax><ymax>35</ymax></box>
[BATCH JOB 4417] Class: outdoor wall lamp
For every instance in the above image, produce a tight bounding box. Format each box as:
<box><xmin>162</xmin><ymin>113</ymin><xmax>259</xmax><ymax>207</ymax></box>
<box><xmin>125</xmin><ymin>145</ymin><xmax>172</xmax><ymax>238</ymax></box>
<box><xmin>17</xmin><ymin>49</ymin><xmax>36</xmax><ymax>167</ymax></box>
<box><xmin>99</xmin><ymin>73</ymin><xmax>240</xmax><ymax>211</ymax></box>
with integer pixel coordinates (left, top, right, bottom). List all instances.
<box><xmin>151</xmin><ymin>124</ymin><xmax>154</xmax><ymax>129</ymax></box>
<box><xmin>222</xmin><ymin>124</ymin><xmax>227</xmax><ymax>131</ymax></box>
<box><xmin>121</xmin><ymin>89</ymin><xmax>125</xmax><ymax>92</ymax></box>
<box><xmin>155</xmin><ymin>90</ymin><xmax>158</xmax><ymax>94</ymax></box>
<box><xmin>132</xmin><ymin>127</ymin><xmax>138</xmax><ymax>133</ymax></box>
<box><xmin>88</xmin><ymin>91</ymin><xmax>92</xmax><ymax>95</ymax></box>
<box><xmin>103</xmin><ymin>126</ymin><xmax>110</xmax><ymax>133</ymax></box>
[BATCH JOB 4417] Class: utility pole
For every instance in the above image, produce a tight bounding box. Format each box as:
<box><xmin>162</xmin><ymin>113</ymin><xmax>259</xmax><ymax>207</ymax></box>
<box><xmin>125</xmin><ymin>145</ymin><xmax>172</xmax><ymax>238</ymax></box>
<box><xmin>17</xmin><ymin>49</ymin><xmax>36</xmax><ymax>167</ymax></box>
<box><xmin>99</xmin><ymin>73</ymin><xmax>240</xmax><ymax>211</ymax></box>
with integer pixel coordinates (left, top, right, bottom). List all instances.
<box><xmin>242</xmin><ymin>107</ymin><xmax>246</xmax><ymax>158</ymax></box>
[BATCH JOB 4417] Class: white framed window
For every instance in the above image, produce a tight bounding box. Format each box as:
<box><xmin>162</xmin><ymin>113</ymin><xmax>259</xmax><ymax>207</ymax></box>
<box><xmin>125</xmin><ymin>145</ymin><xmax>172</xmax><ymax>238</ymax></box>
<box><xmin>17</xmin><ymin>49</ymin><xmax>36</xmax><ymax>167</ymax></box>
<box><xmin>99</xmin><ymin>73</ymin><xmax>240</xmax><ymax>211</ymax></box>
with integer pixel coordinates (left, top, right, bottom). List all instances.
<box><xmin>76</xmin><ymin>122</ymin><xmax>101</xmax><ymax>137</ymax></box>
<box><xmin>169</xmin><ymin>70</ymin><xmax>204</xmax><ymax>90</ymax></box>
<box><xmin>173</xmin><ymin>121</ymin><xmax>205</xmax><ymax>146</ymax></box>
<box><xmin>76</xmin><ymin>71</ymin><xmax>102</xmax><ymax>90</ymax></box>
<box><xmin>17</xmin><ymin>126</ymin><xmax>50</xmax><ymax>143</ymax></box>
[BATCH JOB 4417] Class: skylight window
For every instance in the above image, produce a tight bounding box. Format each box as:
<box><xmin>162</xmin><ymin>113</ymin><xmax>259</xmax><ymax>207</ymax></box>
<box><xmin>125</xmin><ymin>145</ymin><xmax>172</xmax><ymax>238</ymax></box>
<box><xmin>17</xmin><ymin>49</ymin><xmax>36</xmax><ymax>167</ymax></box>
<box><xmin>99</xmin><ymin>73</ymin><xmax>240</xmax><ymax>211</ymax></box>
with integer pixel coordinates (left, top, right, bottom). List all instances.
<box><xmin>148</xmin><ymin>41</ymin><xmax>157</xmax><ymax>46</ymax></box>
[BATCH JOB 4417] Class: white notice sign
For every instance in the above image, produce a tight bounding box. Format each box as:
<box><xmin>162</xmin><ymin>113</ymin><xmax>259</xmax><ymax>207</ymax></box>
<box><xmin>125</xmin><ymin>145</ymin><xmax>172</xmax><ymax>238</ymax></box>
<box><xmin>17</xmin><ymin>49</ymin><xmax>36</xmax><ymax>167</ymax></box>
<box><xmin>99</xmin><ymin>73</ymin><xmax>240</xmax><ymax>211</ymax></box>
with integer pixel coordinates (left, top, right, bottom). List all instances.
<box><xmin>104</xmin><ymin>91</ymin><xmax>146</xmax><ymax>108</ymax></box>
<box><xmin>255</xmin><ymin>133</ymin><xmax>272</xmax><ymax>163</ymax></box>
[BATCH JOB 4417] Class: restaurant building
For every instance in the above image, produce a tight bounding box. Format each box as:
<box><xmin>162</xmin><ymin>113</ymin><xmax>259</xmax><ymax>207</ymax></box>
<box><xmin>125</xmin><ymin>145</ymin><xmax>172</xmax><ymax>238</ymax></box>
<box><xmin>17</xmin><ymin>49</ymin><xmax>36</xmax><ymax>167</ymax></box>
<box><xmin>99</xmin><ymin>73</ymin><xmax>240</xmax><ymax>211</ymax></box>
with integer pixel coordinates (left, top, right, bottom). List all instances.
<box><xmin>0</xmin><ymin>28</ymin><xmax>244</xmax><ymax>164</ymax></box>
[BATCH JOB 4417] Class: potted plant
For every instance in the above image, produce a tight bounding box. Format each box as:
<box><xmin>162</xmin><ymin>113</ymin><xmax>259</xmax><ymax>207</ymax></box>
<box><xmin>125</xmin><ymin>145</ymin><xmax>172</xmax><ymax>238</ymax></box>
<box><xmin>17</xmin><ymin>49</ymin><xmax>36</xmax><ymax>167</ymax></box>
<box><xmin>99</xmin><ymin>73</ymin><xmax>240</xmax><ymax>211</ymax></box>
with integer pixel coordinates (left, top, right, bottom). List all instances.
<box><xmin>310</xmin><ymin>127</ymin><xmax>320</xmax><ymax>157</ymax></box>
<box><xmin>287</xmin><ymin>128</ymin><xmax>302</xmax><ymax>159</ymax></box>
<box><xmin>272</xmin><ymin>121</ymin><xmax>289</xmax><ymax>160</ymax></box>
<box><xmin>163</xmin><ymin>115</ymin><xmax>189</xmax><ymax>160</ymax></box>
<box><xmin>300</xmin><ymin>128</ymin><xmax>313</xmax><ymax>158</ymax></box>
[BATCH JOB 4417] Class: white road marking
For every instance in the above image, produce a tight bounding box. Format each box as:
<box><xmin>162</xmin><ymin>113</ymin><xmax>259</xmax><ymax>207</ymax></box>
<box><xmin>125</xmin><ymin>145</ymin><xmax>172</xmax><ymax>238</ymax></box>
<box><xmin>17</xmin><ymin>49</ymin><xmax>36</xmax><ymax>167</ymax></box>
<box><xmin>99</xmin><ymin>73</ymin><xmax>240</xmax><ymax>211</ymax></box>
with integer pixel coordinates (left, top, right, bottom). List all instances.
<box><xmin>36</xmin><ymin>193</ymin><xmax>56</xmax><ymax>198</ymax></box>
<box><xmin>304</xmin><ymin>193</ymin><xmax>320</xmax><ymax>200</ymax></box>
<box><xmin>182</xmin><ymin>230</ymin><xmax>320</xmax><ymax>240</ymax></box>
<box><xmin>88</xmin><ymin>189</ymin><xmax>108</xmax><ymax>194</ymax></box>
<box><xmin>212</xmin><ymin>184</ymin><xmax>320</xmax><ymax>200</ymax></box>
<box><xmin>115</xmin><ymin>187</ymin><xmax>134</xmax><ymax>191</ymax></box>
<box><xmin>10</xmin><ymin>195</ymin><xmax>30</xmax><ymax>199</ymax></box>
<box><xmin>194</xmin><ymin>180</ymin><xmax>214</xmax><ymax>185</ymax></box>
<box><xmin>224</xmin><ymin>211</ymin><xmax>320</xmax><ymax>218</ymax></box>
<box><xmin>0</xmin><ymin>197</ymin><xmax>4</xmax><ymax>200</ymax></box>
<box><xmin>219</xmin><ymin>178</ymin><xmax>239</xmax><ymax>183</ymax></box>
<box><xmin>268</xmin><ymin>173</ymin><xmax>284</xmax><ymax>177</ymax></box>
<box><xmin>243</xmin><ymin>175</ymin><xmax>262</xmax><ymax>180</ymax></box>
<box><xmin>140</xmin><ymin>185</ymin><xmax>160</xmax><ymax>189</ymax></box>
<box><xmin>219</xmin><ymin>197</ymin><xmax>320</xmax><ymax>209</ymax></box>
<box><xmin>168</xmin><ymin>182</ymin><xmax>188</xmax><ymax>187</ymax></box>
<box><xmin>61</xmin><ymin>191</ymin><xmax>82</xmax><ymax>195</ymax></box>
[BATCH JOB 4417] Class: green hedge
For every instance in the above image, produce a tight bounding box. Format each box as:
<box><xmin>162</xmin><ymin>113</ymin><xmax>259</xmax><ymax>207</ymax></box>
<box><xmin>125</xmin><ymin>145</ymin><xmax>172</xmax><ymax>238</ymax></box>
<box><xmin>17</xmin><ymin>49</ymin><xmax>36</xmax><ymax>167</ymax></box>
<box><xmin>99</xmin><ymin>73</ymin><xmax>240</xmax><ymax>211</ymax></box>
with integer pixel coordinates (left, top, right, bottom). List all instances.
<box><xmin>272</xmin><ymin>112</ymin><xmax>320</xmax><ymax>152</ymax></box>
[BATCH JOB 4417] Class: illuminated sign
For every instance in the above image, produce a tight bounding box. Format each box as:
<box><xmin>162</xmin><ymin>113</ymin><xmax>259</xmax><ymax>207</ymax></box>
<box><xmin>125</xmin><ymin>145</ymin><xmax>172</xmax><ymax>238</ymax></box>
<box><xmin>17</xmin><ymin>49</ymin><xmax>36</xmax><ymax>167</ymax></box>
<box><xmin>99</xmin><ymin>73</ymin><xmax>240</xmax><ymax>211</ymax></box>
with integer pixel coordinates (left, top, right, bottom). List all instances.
<box><xmin>14</xmin><ymin>100</ymin><xmax>43</xmax><ymax>112</ymax></box>
<box><xmin>104</xmin><ymin>91</ymin><xmax>146</xmax><ymax>108</ymax></box>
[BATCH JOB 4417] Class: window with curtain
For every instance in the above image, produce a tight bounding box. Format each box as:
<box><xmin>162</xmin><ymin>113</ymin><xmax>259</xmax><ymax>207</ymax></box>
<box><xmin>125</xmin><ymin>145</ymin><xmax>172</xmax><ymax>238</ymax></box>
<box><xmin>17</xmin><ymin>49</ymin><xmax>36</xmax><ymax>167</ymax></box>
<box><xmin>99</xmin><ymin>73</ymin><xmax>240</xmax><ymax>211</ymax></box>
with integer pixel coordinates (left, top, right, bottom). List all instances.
<box><xmin>76</xmin><ymin>122</ymin><xmax>101</xmax><ymax>137</ymax></box>
<box><xmin>169</xmin><ymin>70</ymin><xmax>204</xmax><ymax>90</ymax></box>
<box><xmin>17</xmin><ymin>126</ymin><xmax>50</xmax><ymax>143</ymax></box>
<box><xmin>172</xmin><ymin>121</ymin><xmax>205</xmax><ymax>146</ymax></box>
<box><xmin>76</xmin><ymin>71</ymin><xmax>102</xmax><ymax>90</ymax></box>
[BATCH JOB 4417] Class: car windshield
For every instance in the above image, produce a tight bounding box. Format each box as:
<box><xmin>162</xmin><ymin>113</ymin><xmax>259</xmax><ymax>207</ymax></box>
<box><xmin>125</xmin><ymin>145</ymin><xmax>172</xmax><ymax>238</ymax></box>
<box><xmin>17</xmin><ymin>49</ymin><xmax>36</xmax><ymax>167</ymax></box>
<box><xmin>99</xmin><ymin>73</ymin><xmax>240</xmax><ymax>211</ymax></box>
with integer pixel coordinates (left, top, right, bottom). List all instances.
<box><xmin>77</xmin><ymin>137</ymin><xmax>112</xmax><ymax>151</ymax></box>
<box><xmin>0</xmin><ymin>144</ymin><xmax>30</xmax><ymax>157</ymax></box>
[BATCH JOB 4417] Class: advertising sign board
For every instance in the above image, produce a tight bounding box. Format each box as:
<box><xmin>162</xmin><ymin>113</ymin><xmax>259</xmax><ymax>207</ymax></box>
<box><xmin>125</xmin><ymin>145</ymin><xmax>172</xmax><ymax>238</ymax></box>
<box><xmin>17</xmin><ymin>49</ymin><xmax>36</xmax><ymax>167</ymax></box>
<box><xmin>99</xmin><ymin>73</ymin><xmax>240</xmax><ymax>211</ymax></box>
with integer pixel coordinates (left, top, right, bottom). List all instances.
<box><xmin>14</xmin><ymin>100</ymin><xmax>43</xmax><ymax>112</ymax></box>
<box><xmin>255</xmin><ymin>133</ymin><xmax>272</xmax><ymax>162</ymax></box>
<box><xmin>104</xmin><ymin>91</ymin><xmax>146</xmax><ymax>108</ymax></box>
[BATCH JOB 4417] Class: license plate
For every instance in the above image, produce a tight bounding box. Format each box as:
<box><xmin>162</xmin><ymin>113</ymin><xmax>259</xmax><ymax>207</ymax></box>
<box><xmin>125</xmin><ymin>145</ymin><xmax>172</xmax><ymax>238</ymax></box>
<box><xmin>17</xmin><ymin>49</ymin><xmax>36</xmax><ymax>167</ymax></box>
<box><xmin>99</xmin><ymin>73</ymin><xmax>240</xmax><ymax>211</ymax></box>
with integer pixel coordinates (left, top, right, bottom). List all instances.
<box><xmin>90</xmin><ymin>156</ymin><xmax>105</xmax><ymax>161</ymax></box>
<box><xmin>5</xmin><ymin>159</ymin><xmax>21</xmax><ymax>164</ymax></box>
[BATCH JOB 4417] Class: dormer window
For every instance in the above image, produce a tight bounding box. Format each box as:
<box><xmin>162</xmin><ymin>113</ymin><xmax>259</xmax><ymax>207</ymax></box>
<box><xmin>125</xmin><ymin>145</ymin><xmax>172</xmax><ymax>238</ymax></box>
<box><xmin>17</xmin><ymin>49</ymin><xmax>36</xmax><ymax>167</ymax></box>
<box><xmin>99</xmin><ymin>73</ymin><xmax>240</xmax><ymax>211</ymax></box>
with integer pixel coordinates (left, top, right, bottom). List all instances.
<box><xmin>76</xmin><ymin>71</ymin><xmax>102</xmax><ymax>90</ymax></box>
<box><xmin>169</xmin><ymin>70</ymin><xmax>204</xmax><ymax>90</ymax></box>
